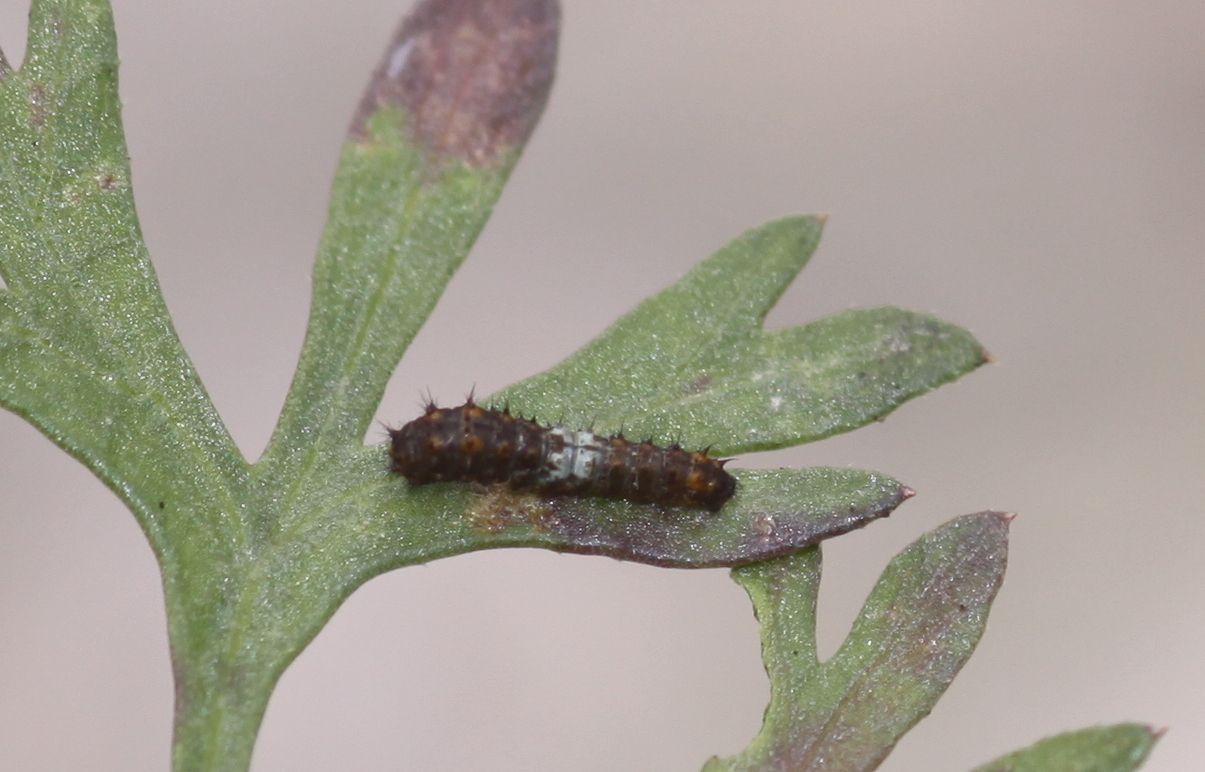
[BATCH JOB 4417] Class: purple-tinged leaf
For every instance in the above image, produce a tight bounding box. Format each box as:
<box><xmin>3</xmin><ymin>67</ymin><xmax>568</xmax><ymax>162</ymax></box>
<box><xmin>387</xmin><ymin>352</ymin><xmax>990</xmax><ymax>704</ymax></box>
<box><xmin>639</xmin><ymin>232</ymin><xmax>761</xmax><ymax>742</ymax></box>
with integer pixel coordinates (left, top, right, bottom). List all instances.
<box><xmin>707</xmin><ymin>511</ymin><xmax>1011</xmax><ymax>771</ymax></box>
<box><xmin>327</xmin><ymin>460</ymin><xmax>913</xmax><ymax>572</ymax></box>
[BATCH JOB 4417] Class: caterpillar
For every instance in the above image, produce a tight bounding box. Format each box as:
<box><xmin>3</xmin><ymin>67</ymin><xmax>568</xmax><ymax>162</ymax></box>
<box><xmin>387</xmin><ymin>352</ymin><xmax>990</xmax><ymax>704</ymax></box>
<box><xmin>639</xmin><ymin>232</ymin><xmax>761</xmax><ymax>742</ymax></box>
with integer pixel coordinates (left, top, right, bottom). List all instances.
<box><xmin>388</xmin><ymin>399</ymin><xmax>737</xmax><ymax>511</ymax></box>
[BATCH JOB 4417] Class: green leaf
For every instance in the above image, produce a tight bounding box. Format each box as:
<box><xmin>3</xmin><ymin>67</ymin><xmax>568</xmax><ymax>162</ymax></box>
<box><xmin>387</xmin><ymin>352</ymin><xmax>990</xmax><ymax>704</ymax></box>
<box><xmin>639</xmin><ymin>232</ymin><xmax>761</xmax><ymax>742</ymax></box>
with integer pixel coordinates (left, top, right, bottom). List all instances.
<box><xmin>973</xmin><ymin>724</ymin><xmax>1161</xmax><ymax>772</ymax></box>
<box><xmin>706</xmin><ymin>511</ymin><xmax>1011</xmax><ymax>771</ymax></box>
<box><xmin>495</xmin><ymin>218</ymin><xmax>988</xmax><ymax>455</ymax></box>
<box><xmin>0</xmin><ymin>0</ymin><xmax>249</xmax><ymax>549</ymax></box>
<box><xmin>259</xmin><ymin>0</ymin><xmax>559</xmax><ymax>480</ymax></box>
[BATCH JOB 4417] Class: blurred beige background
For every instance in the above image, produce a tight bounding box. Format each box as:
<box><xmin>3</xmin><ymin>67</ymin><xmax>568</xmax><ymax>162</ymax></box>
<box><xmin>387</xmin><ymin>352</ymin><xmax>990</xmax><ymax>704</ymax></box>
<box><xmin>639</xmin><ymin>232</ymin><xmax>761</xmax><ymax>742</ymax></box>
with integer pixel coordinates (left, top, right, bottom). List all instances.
<box><xmin>2</xmin><ymin>1</ymin><xmax>1202</xmax><ymax>770</ymax></box>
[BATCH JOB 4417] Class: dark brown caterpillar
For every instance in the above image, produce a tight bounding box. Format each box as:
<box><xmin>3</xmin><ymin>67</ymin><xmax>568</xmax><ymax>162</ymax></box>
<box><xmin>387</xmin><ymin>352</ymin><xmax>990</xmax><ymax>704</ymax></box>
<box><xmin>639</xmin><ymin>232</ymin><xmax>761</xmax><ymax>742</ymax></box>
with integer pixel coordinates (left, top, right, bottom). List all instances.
<box><xmin>388</xmin><ymin>399</ymin><xmax>736</xmax><ymax>511</ymax></box>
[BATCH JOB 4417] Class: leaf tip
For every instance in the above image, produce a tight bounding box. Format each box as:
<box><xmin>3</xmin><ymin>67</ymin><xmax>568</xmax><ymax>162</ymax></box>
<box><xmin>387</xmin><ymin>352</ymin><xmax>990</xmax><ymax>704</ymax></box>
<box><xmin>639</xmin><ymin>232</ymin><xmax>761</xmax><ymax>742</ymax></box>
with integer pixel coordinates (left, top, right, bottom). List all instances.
<box><xmin>351</xmin><ymin>0</ymin><xmax>560</xmax><ymax>166</ymax></box>
<box><xmin>900</xmin><ymin>485</ymin><xmax>917</xmax><ymax>501</ymax></box>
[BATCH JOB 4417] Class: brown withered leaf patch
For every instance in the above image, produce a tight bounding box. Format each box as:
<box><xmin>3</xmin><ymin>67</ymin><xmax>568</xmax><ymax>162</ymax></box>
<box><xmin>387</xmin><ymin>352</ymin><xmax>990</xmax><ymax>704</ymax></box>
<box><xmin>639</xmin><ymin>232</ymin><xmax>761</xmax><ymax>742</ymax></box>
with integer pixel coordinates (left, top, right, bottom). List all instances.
<box><xmin>352</xmin><ymin>0</ymin><xmax>559</xmax><ymax>167</ymax></box>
